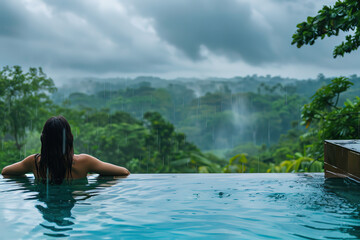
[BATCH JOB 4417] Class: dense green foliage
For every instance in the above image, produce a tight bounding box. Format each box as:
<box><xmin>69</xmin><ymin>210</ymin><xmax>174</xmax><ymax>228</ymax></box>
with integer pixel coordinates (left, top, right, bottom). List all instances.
<box><xmin>0</xmin><ymin>66</ymin><xmax>56</xmax><ymax>149</ymax></box>
<box><xmin>268</xmin><ymin>77</ymin><xmax>360</xmax><ymax>172</ymax></box>
<box><xmin>1</xmin><ymin>65</ymin><xmax>359</xmax><ymax>174</ymax></box>
<box><xmin>300</xmin><ymin>77</ymin><xmax>360</xmax><ymax>159</ymax></box>
<box><xmin>292</xmin><ymin>0</ymin><xmax>360</xmax><ymax>57</ymax></box>
<box><xmin>60</xmin><ymin>80</ymin><xmax>307</xmax><ymax>150</ymax></box>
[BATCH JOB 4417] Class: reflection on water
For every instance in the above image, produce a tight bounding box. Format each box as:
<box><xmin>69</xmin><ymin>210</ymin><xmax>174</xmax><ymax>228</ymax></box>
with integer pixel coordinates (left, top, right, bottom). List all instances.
<box><xmin>323</xmin><ymin>178</ymin><xmax>360</xmax><ymax>239</ymax></box>
<box><xmin>324</xmin><ymin>177</ymin><xmax>360</xmax><ymax>203</ymax></box>
<box><xmin>36</xmin><ymin>185</ymin><xmax>75</xmax><ymax>237</ymax></box>
<box><xmin>2</xmin><ymin>175</ymin><xmax>121</xmax><ymax>238</ymax></box>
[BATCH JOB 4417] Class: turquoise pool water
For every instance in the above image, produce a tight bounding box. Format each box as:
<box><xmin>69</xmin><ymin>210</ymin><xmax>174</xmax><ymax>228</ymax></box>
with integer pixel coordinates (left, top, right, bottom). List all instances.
<box><xmin>1</xmin><ymin>173</ymin><xmax>360</xmax><ymax>239</ymax></box>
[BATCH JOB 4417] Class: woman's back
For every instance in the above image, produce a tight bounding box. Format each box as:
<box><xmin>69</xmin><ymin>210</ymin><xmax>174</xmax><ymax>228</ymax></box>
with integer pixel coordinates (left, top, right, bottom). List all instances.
<box><xmin>2</xmin><ymin>153</ymin><xmax>130</xmax><ymax>181</ymax></box>
<box><xmin>34</xmin><ymin>154</ymin><xmax>88</xmax><ymax>180</ymax></box>
<box><xmin>32</xmin><ymin>154</ymin><xmax>130</xmax><ymax>180</ymax></box>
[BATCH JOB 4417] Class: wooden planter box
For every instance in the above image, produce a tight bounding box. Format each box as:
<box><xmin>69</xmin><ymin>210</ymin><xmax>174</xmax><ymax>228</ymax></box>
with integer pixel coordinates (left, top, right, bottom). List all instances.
<box><xmin>324</xmin><ymin>140</ymin><xmax>360</xmax><ymax>182</ymax></box>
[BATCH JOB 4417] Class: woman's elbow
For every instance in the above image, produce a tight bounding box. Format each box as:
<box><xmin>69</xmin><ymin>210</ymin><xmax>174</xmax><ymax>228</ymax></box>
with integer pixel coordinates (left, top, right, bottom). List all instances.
<box><xmin>124</xmin><ymin>169</ymin><xmax>130</xmax><ymax>176</ymax></box>
<box><xmin>1</xmin><ymin>166</ymin><xmax>9</xmax><ymax>175</ymax></box>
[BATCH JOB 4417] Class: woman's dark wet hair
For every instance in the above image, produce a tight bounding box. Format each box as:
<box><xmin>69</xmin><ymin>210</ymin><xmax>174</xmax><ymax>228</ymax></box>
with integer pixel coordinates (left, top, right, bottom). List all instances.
<box><xmin>35</xmin><ymin>116</ymin><xmax>74</xmax><ymax>184</ymax></box>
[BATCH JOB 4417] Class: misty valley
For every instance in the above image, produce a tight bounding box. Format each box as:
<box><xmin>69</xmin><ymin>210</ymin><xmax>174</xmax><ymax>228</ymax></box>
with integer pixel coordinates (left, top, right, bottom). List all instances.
<box><xmin>2</xmin><ymin>68</ymin><xmax>360</xmax><ymax>174</ymax></box>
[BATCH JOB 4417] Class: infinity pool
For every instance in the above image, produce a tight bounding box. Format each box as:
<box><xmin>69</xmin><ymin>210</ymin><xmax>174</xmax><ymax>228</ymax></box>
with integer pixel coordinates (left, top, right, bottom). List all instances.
<box><xmin>1</xmin><ymin>173</ymin><xmax>360</xmax><ymax>239</ymax></box>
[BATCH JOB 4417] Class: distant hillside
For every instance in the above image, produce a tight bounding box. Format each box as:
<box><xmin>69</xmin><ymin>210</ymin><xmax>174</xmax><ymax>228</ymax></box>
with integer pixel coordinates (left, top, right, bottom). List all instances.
<box><xmin>52</xmin><ymin>74</ymin><xmax>360</xmax><ymax>150</ymax></box>
<box><xmin>53</xmin><ymin>74</ymin><xmax>305</xmax><ymax>100</ymax></box>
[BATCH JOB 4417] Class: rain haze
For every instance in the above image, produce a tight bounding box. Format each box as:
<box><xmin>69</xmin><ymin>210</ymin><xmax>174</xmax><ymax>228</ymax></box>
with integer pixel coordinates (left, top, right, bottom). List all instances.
<box><xmin>1</xmin><ymin>0</ymin><xmax>360</xmax><ymax>173</ymax></box>
<box><xmin>3</xmin><ymin>1</ymin><xmax>360</xmax><ymax>238</ymax></box>
<box><xmin>0</xmin><ymin>0</ymin><xmax>358</xmax><ymax>84</ymax></box>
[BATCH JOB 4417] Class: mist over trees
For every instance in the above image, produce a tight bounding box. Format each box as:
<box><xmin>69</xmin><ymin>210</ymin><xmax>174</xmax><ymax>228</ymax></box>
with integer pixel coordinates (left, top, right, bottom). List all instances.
<box><xmin>2</xmin><ymin>65</ymin><xmax>360</xmax><ymax>174</ymax></box>
<box><xmin>2</xmin><ymin>1</ymin><xmax>360</xmax><ymax>175</ymax></box>
<box><xmin>54</xmin><ymin>74</ymin><xmax>360</xmax><ymax>150</ymax></box>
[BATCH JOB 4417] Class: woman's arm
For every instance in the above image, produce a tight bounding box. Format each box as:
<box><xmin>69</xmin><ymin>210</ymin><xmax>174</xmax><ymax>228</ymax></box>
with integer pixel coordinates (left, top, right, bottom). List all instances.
<box><xmin>1</xmin><ymin>155</ymin><xmax>35</xmax><ymax>176</ymax></box>
<box><xmin>82</xmin><ymin>154</ymin><xmax>130</xmax><ymax>176</ymax></box>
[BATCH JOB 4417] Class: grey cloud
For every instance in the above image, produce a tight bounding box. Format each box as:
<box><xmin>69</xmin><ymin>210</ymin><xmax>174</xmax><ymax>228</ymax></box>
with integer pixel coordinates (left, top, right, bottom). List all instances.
<box><xmin>128</xmin><ymin>0</ymin><xmax>351</xmax><ymax>68</ymax></box>
<box><xmin>0</xmin><ymin>0</ymin><xmax>358</xmax><ymax>80</ymax></box>
<box><xmin>0</xmin><ymin>1</ymin><xmax>28</xmax><ymax>37</ymax></box>
<box><xmin>0</xmin><ymin>0</ymin><xmax>173</xmax><ymax>75</ymax></box>
<box><xmin>129</xmin><ymin>0</ymin><xmax>276</xmax><ymax>65</ymax></box>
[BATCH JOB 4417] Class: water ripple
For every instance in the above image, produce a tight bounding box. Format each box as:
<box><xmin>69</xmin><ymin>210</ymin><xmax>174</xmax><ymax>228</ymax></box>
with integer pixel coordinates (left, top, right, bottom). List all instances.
<box><xmin>1</xmin><ymin>173</ymin><xmax>360</xmax><ymax>239</ymax></box>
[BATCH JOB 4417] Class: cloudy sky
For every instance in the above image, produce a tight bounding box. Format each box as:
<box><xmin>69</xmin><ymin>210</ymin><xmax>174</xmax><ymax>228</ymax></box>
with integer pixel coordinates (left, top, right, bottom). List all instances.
<box><xmin>1</xmin><ymin>0</ymin><xmax>359</xmax><ymax>84</ymax></box>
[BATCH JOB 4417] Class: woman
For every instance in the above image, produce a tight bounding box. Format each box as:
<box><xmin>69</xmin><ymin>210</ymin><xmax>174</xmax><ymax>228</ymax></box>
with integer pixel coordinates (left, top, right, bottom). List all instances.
<box><xmin>1</xmin><ymin>116</ymin><xmax>130</xmax><ymax>183</ymax></box>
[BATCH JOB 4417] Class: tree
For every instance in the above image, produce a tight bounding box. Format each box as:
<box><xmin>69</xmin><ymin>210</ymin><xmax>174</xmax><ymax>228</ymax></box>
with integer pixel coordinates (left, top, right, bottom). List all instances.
<box><xmin>0</xmin><ymin>66</ymin><xmax>56</xmax><ymax>149</ymax></box>
<box><xmin>267</xmin><ymin>144</ymin><xmax>323</xmax><ymax>173</ymax></box>
<box><xmin>142</xmin><ymin>111</ymin><xmax>224</xmax><ymax>173</ymax></box>
<box><xmin>301</xmin><ymin>77</ymin><xmax>360</xmax><ymax>159</ymax></box>
<box><xmin>302</xmin><ymin>77</ymin><xmax>353</xmax><ymax>128</ymax></box>
<box><xmin>223</xmin><ymin>153</ymin><xmax>248</xmax><ymax>173</ymax></box>
<box><xmin>292</xmin><ymin>0</ymin><xmax>360</xmax><ymax>57</ymax></box>
<box><xmin>142</xmin><ymin>111</ymin><xmax>198</xmax><ymax>172</ymax></box>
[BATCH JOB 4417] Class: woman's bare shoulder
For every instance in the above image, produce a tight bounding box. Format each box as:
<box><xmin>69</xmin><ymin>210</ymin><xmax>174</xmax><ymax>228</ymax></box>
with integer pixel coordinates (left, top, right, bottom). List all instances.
<box><xmin>25</xmin><ymin>154</ymin><xmax>38</xmax><ymax>160</ymax></box>
<box><xmin>73</xmin><ymin>154</ymin><xmax>99</xmax><ymax>168</ymax></box>
<box><xmin>74</xmin><ymin>154</ymin><xmax>97</xmax><ymax>161</ymax></box>
<box><xmin>24</xmin><ymin>154</ymin><xmax>38</xmax><ymax>166</ymax></box>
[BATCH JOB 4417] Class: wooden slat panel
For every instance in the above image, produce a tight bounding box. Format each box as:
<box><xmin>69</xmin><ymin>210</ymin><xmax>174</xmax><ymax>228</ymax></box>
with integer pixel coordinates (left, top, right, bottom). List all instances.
<box><xmin>348</xmin><ymin>151</ymin><xmax>360</xmax><ymax>176</ymax></box>
<box><xmin>324</xmin><ymin>141</ymin><xmax>360</xmax><ymax>182</ymax></box>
